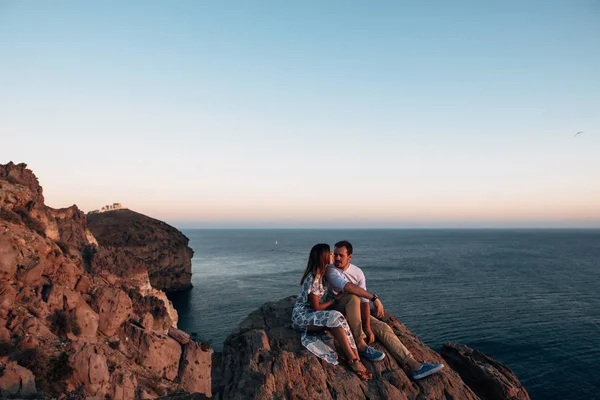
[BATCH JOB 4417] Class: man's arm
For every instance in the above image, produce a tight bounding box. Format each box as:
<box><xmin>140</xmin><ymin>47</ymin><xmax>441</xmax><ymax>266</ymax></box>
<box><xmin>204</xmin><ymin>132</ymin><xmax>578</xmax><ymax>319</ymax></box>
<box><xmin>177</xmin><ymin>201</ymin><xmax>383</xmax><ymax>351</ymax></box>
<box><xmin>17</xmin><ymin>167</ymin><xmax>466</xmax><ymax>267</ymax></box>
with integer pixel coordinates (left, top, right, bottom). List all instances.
<box><xmin>341</xmin><ymin>281</ymin><xmax>372</xmax><ymax>299</ymax></box>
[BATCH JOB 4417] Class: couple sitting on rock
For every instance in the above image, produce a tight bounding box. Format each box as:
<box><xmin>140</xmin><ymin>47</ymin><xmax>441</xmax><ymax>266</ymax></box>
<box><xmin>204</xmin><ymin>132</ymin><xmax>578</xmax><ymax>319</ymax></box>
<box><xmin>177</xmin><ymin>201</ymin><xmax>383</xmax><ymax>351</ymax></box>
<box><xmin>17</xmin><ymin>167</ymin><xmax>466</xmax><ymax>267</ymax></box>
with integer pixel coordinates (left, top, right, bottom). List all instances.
<box><xmin>292</xmin><ymin>240</ymin><xmax>444</xmax><ymax>381</ymax></box>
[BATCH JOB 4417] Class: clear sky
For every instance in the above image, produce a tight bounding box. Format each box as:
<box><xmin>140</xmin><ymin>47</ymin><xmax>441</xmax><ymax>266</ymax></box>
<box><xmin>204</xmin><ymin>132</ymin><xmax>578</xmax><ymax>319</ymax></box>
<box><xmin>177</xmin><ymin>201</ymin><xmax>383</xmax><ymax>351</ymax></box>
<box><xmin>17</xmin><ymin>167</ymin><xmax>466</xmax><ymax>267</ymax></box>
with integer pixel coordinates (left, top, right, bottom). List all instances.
<box><xmin>1</xmin><ymin>1</ymin><xmax>599</xmax><ymax>228</ymax></box>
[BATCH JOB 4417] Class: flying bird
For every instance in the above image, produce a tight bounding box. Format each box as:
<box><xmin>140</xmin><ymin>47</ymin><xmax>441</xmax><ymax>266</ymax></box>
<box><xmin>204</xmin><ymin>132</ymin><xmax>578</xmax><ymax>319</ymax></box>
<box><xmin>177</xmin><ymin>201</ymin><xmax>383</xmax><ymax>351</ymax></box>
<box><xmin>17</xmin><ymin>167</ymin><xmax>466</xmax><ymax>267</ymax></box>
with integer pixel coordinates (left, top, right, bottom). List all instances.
<box><xmin>574</xmin><ymin>131</ymin><xmax>584</xmax><ymax>136</ymax></box>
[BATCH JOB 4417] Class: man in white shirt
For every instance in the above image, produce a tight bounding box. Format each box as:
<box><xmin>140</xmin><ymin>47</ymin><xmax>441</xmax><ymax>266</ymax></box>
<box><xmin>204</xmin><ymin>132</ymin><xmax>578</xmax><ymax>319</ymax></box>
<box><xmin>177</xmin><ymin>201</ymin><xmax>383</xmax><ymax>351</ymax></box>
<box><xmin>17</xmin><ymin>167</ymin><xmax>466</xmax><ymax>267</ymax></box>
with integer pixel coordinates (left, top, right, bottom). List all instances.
<box><xmin>326</xmin><ymin>240</ymin><xmax>444</xmax><ymax>380</ymax></box>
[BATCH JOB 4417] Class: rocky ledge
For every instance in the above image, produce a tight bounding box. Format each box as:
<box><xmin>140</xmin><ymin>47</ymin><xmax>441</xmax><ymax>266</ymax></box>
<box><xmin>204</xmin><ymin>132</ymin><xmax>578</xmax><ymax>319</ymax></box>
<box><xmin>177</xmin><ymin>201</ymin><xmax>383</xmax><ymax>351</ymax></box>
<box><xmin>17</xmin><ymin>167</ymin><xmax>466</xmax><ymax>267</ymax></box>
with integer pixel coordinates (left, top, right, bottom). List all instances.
<box><xmin>0</xmin><ymin>162</ymin><xmax>211</xmax><ymax>399</ymax></box>
<box><xmin>212</xmin><ymin>296</ymin><xmax>530</xmax><ymax>400</ymax></box>
<box><xmin>87</xmin><ymin>209</ymin><xmax>194</xmax><ymax>292</ymax></box>
<box><xmin>1</xmin><ymin>161</ymin><xmax>530</xmax><ymax>399</ymax></box>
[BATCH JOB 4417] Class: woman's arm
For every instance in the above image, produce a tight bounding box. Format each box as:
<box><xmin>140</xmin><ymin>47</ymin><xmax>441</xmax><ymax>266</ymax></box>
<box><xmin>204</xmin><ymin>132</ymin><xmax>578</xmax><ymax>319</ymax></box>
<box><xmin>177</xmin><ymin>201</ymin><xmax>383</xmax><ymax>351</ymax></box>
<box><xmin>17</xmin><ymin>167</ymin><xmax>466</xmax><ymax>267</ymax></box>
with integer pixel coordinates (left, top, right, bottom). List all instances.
<box><xmin>308</xmin><ymin>293</ymin><xmax>335</xmax><ymax>311</ymax></box>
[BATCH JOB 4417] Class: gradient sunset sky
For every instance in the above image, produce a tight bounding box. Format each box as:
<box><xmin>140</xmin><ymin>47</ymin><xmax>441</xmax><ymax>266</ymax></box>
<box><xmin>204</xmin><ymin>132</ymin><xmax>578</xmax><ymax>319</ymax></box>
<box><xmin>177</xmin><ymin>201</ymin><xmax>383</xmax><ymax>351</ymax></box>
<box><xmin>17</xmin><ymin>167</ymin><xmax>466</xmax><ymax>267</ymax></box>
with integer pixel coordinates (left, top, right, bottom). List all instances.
<box><xmin>1</xmin><ymin>1</ymin><xmax>599</xmax><ymax>228</ymax></box>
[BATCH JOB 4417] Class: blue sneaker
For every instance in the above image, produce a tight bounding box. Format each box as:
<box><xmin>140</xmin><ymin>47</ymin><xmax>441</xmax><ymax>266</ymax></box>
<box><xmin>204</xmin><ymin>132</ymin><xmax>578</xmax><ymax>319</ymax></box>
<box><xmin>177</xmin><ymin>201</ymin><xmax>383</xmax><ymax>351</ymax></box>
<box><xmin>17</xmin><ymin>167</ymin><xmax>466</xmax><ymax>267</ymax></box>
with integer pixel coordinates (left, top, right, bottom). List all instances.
<box><xmin>358</xmin><ymin>346</ymin><xmax>386</xmax><ymax>361</ymax></box>
<box><xmin>411</xmin><ymin>362</ymin><xmax>444</xmax><ymax>380</ymax></box>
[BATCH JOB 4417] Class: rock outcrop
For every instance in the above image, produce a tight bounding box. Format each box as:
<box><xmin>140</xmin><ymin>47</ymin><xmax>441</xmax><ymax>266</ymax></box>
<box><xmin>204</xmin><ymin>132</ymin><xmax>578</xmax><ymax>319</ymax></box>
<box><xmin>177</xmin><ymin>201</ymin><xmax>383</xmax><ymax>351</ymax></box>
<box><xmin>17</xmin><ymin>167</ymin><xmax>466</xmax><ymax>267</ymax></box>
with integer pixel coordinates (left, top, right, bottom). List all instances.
<box><xmin>441</xmin><ymin>343</ymin><xmax>531</xmax><ymax>400</ymax></box>
<box><xmin>87</xmin><ymin>209</ymin><xmax>193</xmax><ymax>292</ymax></box>
<box><xmin>1</xmin><ymin>161</ymin><xmax>530</xmax><ymax>400</ymax></box>
<box><xmin>0</xmin><ymin>361</ymin><xmax>37</xmax><ymax>398</ymax></box>
<box><xmin>0</xmin><ymin>162</ymin><xmax>211</xmax><ymax>399</ymax></box>
<box><xmin>212</xmin><ymin>296</ymin><xmax>530</xmax><ymax>400</ymax></box>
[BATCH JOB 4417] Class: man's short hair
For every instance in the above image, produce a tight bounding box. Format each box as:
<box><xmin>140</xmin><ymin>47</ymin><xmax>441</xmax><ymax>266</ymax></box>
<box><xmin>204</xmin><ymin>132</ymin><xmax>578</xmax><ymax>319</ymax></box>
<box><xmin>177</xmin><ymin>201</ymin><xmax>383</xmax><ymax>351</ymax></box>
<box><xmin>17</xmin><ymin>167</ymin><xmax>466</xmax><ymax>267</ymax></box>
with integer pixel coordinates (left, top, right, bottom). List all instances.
<box><xmin>334</xmin><ymin>240</ymin><xmax>353</xmax><ymax>255</ymax></box>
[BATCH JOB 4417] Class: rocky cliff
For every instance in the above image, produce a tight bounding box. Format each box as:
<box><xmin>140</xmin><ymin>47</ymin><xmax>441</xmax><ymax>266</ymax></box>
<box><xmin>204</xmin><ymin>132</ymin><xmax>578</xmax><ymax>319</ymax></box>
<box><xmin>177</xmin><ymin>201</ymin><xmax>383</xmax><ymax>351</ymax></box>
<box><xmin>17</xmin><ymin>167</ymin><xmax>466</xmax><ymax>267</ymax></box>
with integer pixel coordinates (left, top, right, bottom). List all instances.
<box><xmin>0</xmin><ymin>162</ymin><xmax>211</xmax><ymax>399</ymax></box>
<box><xmin>87</xmin><ymin>209</ymin><xmax>193</xmax><ymax>292</ymax></box>
<box><xmin>1</xmin><ymin>161</ymin><xmax>530</xmax><ymax>400</ymax></box>
<box><xmin>212</xmin><ymin>297</ymin><xmax>530</xmax><ymax>400</ymax></box>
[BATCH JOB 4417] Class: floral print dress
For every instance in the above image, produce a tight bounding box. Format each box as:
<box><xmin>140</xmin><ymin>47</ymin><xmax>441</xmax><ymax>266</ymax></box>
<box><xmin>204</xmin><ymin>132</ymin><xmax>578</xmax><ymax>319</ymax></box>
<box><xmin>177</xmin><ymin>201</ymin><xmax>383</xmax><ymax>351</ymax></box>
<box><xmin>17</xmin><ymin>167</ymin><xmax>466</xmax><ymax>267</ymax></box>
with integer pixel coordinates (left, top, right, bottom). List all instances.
<box><xmin>291</xmin><ymin>274</ymin><xmax>357</xmax><ymax>365</ymax></box>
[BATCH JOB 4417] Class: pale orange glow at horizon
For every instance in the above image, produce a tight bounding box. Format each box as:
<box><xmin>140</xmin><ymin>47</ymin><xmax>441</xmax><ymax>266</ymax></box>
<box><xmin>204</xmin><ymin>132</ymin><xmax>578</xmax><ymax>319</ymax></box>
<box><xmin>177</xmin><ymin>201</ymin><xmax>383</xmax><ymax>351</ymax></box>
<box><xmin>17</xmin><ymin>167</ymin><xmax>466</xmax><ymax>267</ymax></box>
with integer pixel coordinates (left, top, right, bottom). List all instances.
<box><xmin>3</xmin><ymin>0</ymin><xmax>599</xmax><ymax>229</ymax></box>
<box><xmin>43</xmin><ymin>186</ymin><xmax>599</xmax><ymax>227</ymax></box>
<box><xmin>29</xmin><ymin>156</ymin><xmax>599</xmax><ymax>228</ymax></box>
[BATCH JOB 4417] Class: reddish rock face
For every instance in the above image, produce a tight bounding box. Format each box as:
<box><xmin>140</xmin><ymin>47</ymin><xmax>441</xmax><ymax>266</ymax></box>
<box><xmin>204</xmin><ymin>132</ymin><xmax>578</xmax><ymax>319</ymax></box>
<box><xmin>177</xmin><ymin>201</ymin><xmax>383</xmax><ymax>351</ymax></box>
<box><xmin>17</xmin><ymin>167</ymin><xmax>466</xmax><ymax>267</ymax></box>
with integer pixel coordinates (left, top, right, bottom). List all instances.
<box><xmin>0</xmin><ymin>162</ymin><xmax>44</xmax><ymax>203</ymax></box>
<box><xmin>94</xmin><ymin>286</ymin><xmax>133</xmax><ymax>336</ymax></box>
<box><xmin>0</xmin><ymin>233</ymin><xmax>19</xmax><ymax>281</ymax></box>
<box><xmin>214</xmin><ymin>297</ymin><xmax>530</xmax><ymax>400</ymax></box>
<box><xmin>73</xmin><ymin>297</ymin><xmax>100</xmax><ymax>339</ymax></box>
<box><xmin>87</xmin><ymin>209</ymin><xmax>193</xmax><ymax>292</ymax></box>
<box><xmin>2</xmin><ymin>162</ymin><xmax>526</xmax><ymax>400</ymax></box>
<box><xmin>177</xmin><ymin>341</ymin><xmax>212</xmax><ymax>396</ymax></box>
<box><xmin>109</xmin><ymin>371</ymin><xmax>137</xmax><ymax>400</ymax></box>
<box><xmin>0</xmin><ymin>162</ymin><xmax>96</xmax><ymax>252</ymax></box>
<box><xmin>123</xmin><ymin>323</ymin><xmax>182</xmax><ymax>381</ymax></box>
<box><xmin>75</xmin><ymin>274</ymin><xmax>92</xmax><ymax>293</ymax></box>
<box><xmin>0</xmin><ymin>318</ymin><xmax>10</xmax><ymax>342</ymax></box>
<box><xmin>0</xmin><ymin>282</ymin><xmax>16</xmax><ymax>319</ymax></box>
<box><xmin>0</xmin><ymin>361</ymin><xmax>37</xmax><ymax>398</ymax></box>
<box><xmin>69</xmin><ymin>342</ymin><xmax>110</xmax><ymax>397</ymax></box>
<box><xmin>0</xmin><ymin>163</ymin><xmax>212</xmax><ymax>399</ymax></box>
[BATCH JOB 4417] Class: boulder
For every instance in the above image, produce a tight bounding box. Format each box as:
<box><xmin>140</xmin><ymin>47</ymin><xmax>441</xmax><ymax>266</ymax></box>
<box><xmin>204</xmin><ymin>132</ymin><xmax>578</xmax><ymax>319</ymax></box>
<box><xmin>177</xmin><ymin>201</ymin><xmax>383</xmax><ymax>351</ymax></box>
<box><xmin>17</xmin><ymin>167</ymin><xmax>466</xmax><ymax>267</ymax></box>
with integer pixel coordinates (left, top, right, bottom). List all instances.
<box><xmin>73</xmin><ymin>297</ymin><xmax>99</xmax><ymax>339</ymax></box>
<box><xmin>0</xmin><ymin>163</ymin><xmax>95</xmax><ymax>253</ymax></box>
<box><xmin>0</xmin><ymin>162</ymin><xmax>44</xmax><ymax>203</ymax></box>
<box><xmin>46</xmin><ymin>284</ymin><xmax>80</xmax><ymax>311</ymax></box>
<box><xmin>123</xmin><ymin>323</ymin><xmax>182</xmax><ymax>381</ymax></box>
<box><xmin>168</xmin><ymin>327</ymin><xmax>190</xmax><ymax>345</ymax></box>
<box><xmin>127</xmin><ymin>285</ymin><xmax>178</xmax><ymax>333</ymax></box>
<box><xmin>215</xmin><ymin>297</ymin><xmax>481</xmax><ymax>400</ymax></box>
<box><xmin>75</xmin><ymin>274</ymin><xmax>93</xmax><ymax>293</ymax></box>
<box><xmin>53</xmin><ymin>259</ymin><xmax>83</xmax><ymax>289</ymax></box>
<box><xmin>441</xmin><ymin>342</ymin><xmax>531</xmax><ymax>400</ymax></box>
<box><xmin>17</xmin><ymin>335</ymin><xmax>39</xmax><ymax>349</ymax></box>
<box><xmin>0</xmin><ymin>361</ymin><xmax>37</xmax><ymax>397</ymax></box>
<box><xmin>0</xmin><ymin>282</ymin><xmax>16</xmax><ymax>319</ymax></box>
<box><xmin>94</xmin><ymin>286</ymin><xmax>133</xmax><ymax>336</ymax></box>
<box><xmin>69</xmin><ymin>342</ymin><xmax>110</xmax><ymax>397</ymax></box>
<box><xmin>176</xmin><ymin>341</ymin><xmax>212</xmax><ymax>397</ymax></box>
<box><xmin>0</xmin><ymin>318</ymin><xmax>10</xmax><ymax>342</ymax></box>
<box><xmin>0</xmin><ymin>232</ymin><xmax>19</xmax><ymax>281</ymax></box>
<box><xmin>109</xmin><ymin>371</ymin><xmax>137</xmax><ymax>400</ymax></box>
<box><xmin>141</xmin><ymin>312</ymin><xmax>154</xmax><ymax>331</ymax></box>
<box><xmin>13</xmin><ymin>315</ymin><xmax>56</xmax><ymax>340</ymax></box>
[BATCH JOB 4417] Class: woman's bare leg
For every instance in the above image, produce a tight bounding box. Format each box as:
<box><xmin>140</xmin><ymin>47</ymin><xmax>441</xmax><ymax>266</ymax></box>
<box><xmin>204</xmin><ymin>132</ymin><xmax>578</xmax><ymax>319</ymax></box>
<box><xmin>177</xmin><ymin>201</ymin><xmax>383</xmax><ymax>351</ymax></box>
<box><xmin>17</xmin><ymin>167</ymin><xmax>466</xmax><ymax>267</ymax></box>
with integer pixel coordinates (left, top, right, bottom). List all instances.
<box><xmin>306</xmin><ymin>325</ymin><xmax>369</xmax><ymax>379</ymax></box>
<box><xmin>307</xmin><ymin>325</ymin><xmax>357</xmax><ymax>361</ymax></box>
<box><xmin>329</xmin><ymin>327</ymin><xmax>360</xmax><ymax>363</ymax></box>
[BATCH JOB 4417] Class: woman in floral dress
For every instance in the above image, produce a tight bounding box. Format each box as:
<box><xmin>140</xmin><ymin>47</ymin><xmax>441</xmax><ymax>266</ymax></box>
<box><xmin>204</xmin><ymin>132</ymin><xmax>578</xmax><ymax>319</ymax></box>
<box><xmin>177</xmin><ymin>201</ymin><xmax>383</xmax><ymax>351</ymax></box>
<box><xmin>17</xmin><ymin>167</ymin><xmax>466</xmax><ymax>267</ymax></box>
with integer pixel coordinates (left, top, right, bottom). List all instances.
<box><xmin>292</xmin><ymin>243</ymin><xmax>371</xmax><ymax>380</ymax></box>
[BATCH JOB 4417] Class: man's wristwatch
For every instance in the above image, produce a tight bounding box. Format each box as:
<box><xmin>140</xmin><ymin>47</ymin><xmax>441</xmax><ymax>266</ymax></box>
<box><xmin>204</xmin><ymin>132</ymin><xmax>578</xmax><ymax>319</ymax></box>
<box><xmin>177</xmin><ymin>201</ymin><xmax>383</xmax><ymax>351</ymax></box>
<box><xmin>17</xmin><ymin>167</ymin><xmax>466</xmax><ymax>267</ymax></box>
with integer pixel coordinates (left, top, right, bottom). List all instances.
<box><xmin>371</xmin><ymin>294</ymin><xmax>379</xmax><ymax>302</ymax></box>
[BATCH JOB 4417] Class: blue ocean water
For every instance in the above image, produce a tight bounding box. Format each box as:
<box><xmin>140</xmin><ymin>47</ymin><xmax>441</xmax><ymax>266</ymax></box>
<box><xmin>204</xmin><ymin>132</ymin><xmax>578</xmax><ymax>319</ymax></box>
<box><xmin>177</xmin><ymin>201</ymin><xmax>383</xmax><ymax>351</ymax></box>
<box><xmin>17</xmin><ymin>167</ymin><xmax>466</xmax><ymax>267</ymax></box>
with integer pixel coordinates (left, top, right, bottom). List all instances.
<box><xmin>168</xmin><ymin>229</ymin><xmax>600</xmax><ymax>400</ymax></box>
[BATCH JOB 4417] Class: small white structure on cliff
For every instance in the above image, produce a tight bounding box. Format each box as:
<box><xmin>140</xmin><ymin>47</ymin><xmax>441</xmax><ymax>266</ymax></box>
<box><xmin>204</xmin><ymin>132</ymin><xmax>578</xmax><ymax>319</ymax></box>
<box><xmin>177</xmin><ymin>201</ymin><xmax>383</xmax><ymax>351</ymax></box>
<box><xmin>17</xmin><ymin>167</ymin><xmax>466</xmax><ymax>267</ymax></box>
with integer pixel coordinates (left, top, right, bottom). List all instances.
<box><xmin>89</xmin><ymin>203</ymin><xmax>125</xmax><ymax>214</ymax></box>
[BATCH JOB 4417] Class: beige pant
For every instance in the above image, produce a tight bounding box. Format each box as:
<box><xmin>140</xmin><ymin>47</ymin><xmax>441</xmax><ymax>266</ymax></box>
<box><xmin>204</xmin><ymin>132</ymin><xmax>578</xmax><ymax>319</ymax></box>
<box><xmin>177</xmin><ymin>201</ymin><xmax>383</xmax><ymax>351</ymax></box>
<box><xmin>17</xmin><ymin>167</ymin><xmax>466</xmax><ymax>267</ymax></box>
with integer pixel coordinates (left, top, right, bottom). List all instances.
<box><xmin>333</xmin><ymin>293</ymin><xmax>412</xmax><ymax>366</ymax></box>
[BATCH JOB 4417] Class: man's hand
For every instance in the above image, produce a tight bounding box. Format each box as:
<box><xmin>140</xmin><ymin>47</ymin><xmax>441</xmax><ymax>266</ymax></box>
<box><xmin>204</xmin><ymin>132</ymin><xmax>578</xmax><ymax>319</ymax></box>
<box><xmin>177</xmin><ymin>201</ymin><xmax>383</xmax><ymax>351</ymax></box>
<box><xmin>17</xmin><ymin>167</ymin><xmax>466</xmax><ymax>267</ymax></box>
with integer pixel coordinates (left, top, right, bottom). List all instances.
<box><xmin>365</xmin><ymin>327</ymin><xmax>375</xmax><ymax>345</ymax></box>
<box><xmin>373</xmin><ymin>298</ymin><xmax>384</xmax><ymax>318</ymax></box>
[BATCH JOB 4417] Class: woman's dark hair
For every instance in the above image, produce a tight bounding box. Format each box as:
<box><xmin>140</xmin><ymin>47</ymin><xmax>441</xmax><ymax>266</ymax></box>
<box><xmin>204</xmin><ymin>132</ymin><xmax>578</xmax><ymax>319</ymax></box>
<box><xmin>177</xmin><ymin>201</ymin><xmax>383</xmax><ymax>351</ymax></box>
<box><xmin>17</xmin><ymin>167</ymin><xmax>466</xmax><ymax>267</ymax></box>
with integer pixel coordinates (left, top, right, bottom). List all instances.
<box><xmin>300</xmin><ymin>243</ymin><xmax>331</xmax><ymax>285</ymax></box>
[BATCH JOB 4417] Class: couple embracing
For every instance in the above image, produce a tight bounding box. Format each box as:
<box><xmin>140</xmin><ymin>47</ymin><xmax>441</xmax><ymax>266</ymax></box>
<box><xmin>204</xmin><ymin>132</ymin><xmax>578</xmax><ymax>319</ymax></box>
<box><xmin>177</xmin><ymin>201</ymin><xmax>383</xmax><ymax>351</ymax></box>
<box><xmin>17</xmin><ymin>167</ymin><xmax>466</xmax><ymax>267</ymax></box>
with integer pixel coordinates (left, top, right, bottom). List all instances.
<box><xmin>292</xmin><ymin>240</ymin><xmax>444</xmax><ymax>381</ymax></box>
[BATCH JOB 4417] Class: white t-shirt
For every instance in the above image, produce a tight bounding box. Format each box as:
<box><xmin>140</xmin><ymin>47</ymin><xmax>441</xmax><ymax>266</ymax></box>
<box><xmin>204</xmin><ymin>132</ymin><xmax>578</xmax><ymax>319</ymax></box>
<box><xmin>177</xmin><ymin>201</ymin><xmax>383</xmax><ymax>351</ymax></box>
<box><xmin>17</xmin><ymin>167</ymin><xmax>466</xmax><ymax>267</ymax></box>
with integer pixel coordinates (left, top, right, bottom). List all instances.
<box><xmin>326</xmin><ymin>264</ymin><xmax>370</xmax><ymax>303</ymax></box>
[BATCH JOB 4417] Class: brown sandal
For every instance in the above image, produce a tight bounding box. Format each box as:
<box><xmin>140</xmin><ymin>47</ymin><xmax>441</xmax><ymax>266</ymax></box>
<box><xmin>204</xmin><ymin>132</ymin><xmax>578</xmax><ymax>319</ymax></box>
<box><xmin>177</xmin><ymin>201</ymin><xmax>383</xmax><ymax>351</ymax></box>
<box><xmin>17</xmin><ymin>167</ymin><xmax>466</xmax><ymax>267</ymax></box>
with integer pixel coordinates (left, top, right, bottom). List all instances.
<box><xmin>348</xmin><ymin>358</ymin><xmax>372</xmax><ymax>381</ymax></box>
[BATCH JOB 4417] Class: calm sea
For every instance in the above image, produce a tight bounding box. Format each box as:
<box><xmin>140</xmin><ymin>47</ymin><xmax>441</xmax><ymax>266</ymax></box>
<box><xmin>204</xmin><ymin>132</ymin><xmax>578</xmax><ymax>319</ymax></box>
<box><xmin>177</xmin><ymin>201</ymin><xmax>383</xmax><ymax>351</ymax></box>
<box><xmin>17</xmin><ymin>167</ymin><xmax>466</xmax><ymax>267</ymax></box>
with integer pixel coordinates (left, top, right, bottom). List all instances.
<box><xmin>168</xmin><ymin>229</ymin><xmax>600</xmax><ymax>400</ymax></box>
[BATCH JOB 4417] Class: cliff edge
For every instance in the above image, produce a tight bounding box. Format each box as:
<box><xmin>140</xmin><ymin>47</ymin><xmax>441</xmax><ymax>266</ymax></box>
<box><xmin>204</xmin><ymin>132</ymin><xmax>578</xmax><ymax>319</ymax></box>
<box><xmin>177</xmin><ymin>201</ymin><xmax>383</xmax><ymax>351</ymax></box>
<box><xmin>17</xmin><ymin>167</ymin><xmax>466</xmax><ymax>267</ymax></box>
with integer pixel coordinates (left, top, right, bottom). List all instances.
<box><xmin>212</xmin><ymin>296</ymin><xmax>530</xmax><ymax>400</ymax></box>
<box><xmin>87</xmin><ymin>209</ymin><xmax>193</xmax><ymax>292</ymax></box>
<box><xmin>0</xmin><ymin>162</ymin><xmax>211</xmax><ymax>399</ymax></box>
